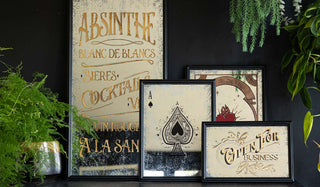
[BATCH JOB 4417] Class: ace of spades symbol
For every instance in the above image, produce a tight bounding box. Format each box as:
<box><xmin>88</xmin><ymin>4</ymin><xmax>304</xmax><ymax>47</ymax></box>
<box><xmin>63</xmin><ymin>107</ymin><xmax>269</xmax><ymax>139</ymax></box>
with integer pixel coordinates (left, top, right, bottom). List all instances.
<box><xmin>148</xmin><ymin>90</ymin><xmax>153</xmax><ymax>108</ymax></box>
<box><xmin>162</xmin><ymin>103</ymin><xmax>193</xmax><ymax>156</ymax></box>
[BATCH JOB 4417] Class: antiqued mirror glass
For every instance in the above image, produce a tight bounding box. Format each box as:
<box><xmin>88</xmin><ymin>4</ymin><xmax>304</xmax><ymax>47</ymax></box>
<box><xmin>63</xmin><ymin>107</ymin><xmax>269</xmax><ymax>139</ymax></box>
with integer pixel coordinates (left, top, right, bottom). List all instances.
<box><xmin>187</xmin><ymin>66</ymin><xmax>264</xmax><ymax>122</ymax></box>
<box><xmin>140</xmin><ymin>80</ymin><xmax>215</xmax><ymax>180</ymax></box>
<box><xmin>69</xmin><ymin>0</ymin><xmax>166</xmax><ymax>178</ymax></box>
<box><xmin>202</xmin><ymin>121</ymin><xmax>294</xmax><ymax>182</ymax></box>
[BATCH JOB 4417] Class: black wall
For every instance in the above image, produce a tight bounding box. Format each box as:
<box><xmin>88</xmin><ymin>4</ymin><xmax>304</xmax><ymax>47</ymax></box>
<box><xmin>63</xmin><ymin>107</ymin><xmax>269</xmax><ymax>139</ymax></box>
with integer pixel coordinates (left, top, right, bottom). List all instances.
<box><xmin>0</xmin><ymin>0</ymin><xmax>320</xmax><ymax>186</ymax></box>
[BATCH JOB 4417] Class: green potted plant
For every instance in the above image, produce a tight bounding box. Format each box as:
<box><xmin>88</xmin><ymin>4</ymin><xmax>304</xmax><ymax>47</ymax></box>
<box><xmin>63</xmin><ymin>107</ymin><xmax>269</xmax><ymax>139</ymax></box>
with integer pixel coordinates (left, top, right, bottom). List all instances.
<box><xmin>281</xmin><ymin>0</ymin><xmax>320</xmax><ymax>171</ymax></box>
<box><xmin>0</xmin><ymin>48</ymin><xmax>95</xmax><ymax>185</ymax></box>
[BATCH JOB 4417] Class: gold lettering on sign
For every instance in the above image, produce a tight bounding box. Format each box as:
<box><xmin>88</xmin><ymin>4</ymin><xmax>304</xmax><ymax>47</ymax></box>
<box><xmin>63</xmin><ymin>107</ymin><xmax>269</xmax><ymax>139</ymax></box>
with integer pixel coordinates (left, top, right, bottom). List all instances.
<box><xmin>82</xmin><ymin>70</ymin><xmax>117</xmax><ymax>82</ymax></box>
<box><xmin>216</xmin><ymin>128</ymin><xmax>280</xmax><ymax>165</ymax></box>
<box><xmin>93</xmin><ymin>121</ymin><xmax>139</xmax><ymax>132</ymax></box>
<box><xmin>79</xmin><ymin>138</ymin><xmax>139</xmax><ymax>157</ymax></box>
<box><xmin>244</xmin><ymin>154</ymin><xmax>279</xmax><ymax>161</ymax></box>
<box><xmin>79</xmin><ymin>138</ymin><xmax>91</xmax><ymax>158</ymax></box>
<box><xmin>78</xmin><ymin>12</ymin><xmax>156</xmax><ymax>46</ymax></box>
<box><xmin>82</xmin><ymin>78</ymin><xmax>137</xmax><ymax>108</ymax></box>
<box><xmin>128</xmin><ymin>97</ymin><xmax>139</xmax><ymax>109</ymax></box>
<box><xmin>78</xmin><ymin>48</ymin><xmax>156</xmax><ymax>59</ymax></box>
<box><xmin>81</xmin><ymin>74</ymin><xmax>149</xmax><ymax>109</ymax></box>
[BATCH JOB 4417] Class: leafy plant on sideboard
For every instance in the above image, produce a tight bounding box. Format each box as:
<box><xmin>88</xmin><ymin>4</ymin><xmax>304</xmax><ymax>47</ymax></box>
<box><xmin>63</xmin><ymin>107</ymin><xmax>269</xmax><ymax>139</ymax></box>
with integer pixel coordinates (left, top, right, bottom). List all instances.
<box><xmin>281</xmin><ymin>0</ymin><xmax>320</xmax><ymax>171</ymax></box>
<box><xmin>0</xmin><ymin>48</ymin><xmax>96</xmax><ymax>185</ymax></box>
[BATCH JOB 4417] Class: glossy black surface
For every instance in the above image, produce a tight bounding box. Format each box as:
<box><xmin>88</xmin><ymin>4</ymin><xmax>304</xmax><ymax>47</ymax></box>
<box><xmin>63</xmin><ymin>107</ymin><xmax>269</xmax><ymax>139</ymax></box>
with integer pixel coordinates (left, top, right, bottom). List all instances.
<box><xmin>25</xmin><ymin>180</ymin><xmax>303</xmax><ymax>187</ymax></box>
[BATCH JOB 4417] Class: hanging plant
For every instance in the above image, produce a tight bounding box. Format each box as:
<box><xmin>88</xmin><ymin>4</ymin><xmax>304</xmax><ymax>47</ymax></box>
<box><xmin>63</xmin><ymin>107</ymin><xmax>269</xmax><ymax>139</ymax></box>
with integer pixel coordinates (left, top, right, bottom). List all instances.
<box><xmin>282</xmin><ymin>0</ymin><xmax>303</xmax><ymax>25</ymax></box>
<box><xmin>230</xmin><ymin>0</ymin><xmax>282</xmax><ymax>52</ymax></box>
<box><xmin>281</xmin><ymin>0</ymin><xmax>320</xmax><ymax>171</ymax></box>
<box><xmin>293</xmin><ymin>0</ymin><xmax>303</xmax><ymax>16</ymax></box>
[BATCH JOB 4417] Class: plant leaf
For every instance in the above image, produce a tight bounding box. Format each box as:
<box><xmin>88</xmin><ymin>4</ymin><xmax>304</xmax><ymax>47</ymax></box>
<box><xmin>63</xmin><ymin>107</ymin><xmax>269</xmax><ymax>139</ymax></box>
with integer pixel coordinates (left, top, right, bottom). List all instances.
<box><xmin>311</xmin><ymin>15</ymin><xmax>320</xmax><ymax>36</ymax></box>
<box><xmin>304</xmin><ymin>111</ymin><xmax>313</xmax><ymax>146</ymax></box>
<box><xmin>304</xmin><ymin>6</ymin><xmax>317</xmax><ymax>18</ymax></box>
<box><xmin>315</xmin><ymin>66</ymin><xmax>320</xmax><ymax>82</ymax></box>
<box><xmin>287</xmin><ymin>73</ymin><xmax>295</xmax><ymax>94</ymax></box>
<box><xmin>283</xmin><ymin>24</ymin><xmax>299</xmax><ymax>32</ymax></box>
<box><xmin>291</xmin><ymin>51</ymin><xmax>310</xmax><ymax>99</ymax></box>
<box><xmin>313</xmin><ymin>64</ymin><xmax>317</xmax><ymax>80</ymax></box>
<box><xmin>314</xmin><ymin>140</ymin><xmax>320</xmax><ymax>172</ymax></box>
<box><xmin>292</xmin><ymin>54</ymin><xmax>304</xmax><ymax>76</ymax></box>
<box><xmin>0</xmin><ymin>47</ymin><xmax>12</xmax><ymax>51</ymax></box>
<box><xmin>306</xmin><ymin>61</ymin><xmax>314</xmax><ymax>73</ymax></box>
<box><xmin>300</xmin><ymin>87</ymin><xmax>312</xmax><ymax>109</ymax></box>
<box><xmin>313</xmin><ymin>37</ymin><xmax>320</xmax><ymax>50</ymax></box>
<box><xmin>318</xmin><ymin>153</ymin><xmax>320</xmax><ymax>172</ymax></box>
<box><xmin>305</xmin><ymin>16</ymin><xmax>316</xmax><ymax>28</ymax></box>
<box><xmin>297</xmin><ymin>29</ymin><xmax>310</xmax><ymax>49</ymax></box>
<box><xmin>292</xmin><ymin>71</ymin><xmax>306</xmax><ymax>99</ymax></box>
<box><xmin>281</xmin><ymin>51</ymin><xmax>294</xmax><ymax>71</ymax></box>
<box><xmin>301</xmin><ymin>35</ymin><xmax>311</xmax><ymax>51</ymax></box>
<box><xmin>298</xmin><ymin>15</ymin><xmax>307</xmax><ymax>26</ymax></box>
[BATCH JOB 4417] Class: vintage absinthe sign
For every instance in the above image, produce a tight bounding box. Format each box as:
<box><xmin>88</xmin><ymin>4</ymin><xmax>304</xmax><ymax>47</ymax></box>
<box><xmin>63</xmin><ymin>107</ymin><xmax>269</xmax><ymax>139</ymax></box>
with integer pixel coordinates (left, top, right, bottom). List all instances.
<box><xmin>71</xmin><ymin>0</ymin><xmax>164</xmax><ymax>176</ymax></box>
<box><xmin>206</xmin><ymin>126</ymin><xmax>290</xmax><ymax>178</ymax></box>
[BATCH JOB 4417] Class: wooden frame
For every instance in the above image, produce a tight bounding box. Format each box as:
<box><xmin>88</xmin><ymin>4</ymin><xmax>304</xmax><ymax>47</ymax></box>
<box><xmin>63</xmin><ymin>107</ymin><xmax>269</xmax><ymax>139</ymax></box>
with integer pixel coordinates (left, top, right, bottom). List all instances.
<box><xmin>202</xmin><ymin>121</ymin><xmax>294</xmax><ymax>182</ymax></box>
<box><xmin>140</xmin><ymin>80</ymin><xmax>216</xmax><ymax>181</ymax></box>
<box><xmin>186</xmin><ymin>65</ymin><xmax>265</xmax><ymax>122</ymax></box>
<box><xmin>68</xmin><ymin>0</ymin><xmax>167</xmax><ymax>179</ymax></box>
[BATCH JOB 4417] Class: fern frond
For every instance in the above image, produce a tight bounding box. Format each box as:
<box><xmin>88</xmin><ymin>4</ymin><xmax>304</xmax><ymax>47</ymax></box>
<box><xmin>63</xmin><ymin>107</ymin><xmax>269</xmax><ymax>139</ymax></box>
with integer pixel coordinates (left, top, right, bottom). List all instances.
<box><xmin>0</xmin><ymin>61</ymin><xmax>96</xmax><ymax>185</ymax></box>
<box><xmin>230</xmin><ymin>0</ymin><xmax>236</xmax><ymax>23</ymax></box>
<box><xmin>230</xmin><ymin>0</ymin><xmax>282</xmax><ymax>52</ymax></box>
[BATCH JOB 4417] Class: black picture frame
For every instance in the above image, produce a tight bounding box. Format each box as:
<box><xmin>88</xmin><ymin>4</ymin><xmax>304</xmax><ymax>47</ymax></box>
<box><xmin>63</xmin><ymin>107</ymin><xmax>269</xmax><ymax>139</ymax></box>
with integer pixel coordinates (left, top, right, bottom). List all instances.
<box><xmin>202</xmin><ymin>121</ymin><xmax>294</xmax><ymax>183</ymax></box>
<box><xmin>186</xmin><ymin>65</ymin><xmax>266</xmax><ymax>122</ymax></box>
<box><xmin>140</xmin><ymin>80</ymin><xmax>216</xmax><ymax>181</ymax></box>
<box><xmin>68</xmin><ymin>0</ymin><xmax>168</xmax><ymax>180</ymax></box>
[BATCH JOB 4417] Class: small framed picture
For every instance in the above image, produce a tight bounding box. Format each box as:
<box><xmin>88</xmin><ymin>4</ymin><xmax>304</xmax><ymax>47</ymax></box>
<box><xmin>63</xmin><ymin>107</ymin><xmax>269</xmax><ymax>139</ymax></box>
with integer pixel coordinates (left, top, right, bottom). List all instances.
<box><xmin>202</xmin><ymin>121</ymin><xmax>294</xmax><ymax>182</ymax></box>
<box><xmin>187</xmin><ymin>66</ymin><xmax>264</xmax><ymax>121</ymax></box>
<box><xmin>140</xmin><ymin>80</ymin><xmax>216</xmax><ymax>181</ymax></box>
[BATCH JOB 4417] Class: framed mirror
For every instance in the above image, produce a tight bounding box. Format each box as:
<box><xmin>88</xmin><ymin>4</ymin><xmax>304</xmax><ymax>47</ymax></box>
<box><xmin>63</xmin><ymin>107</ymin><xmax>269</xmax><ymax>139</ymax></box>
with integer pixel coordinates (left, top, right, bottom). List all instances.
<box><xmin>140</xmin><ymin>80</ymin><xmax>216</xmax><ymax>181</ymax></box>
<box><xmin>187</xmin><ymin>66</ymin><xmax>265</xmax><ymax>122</ymax></box>
<box><xmin>202</xmin><ymin>121</ymin><xmax>294</xmax><ymax>182</ymax></box>
<box><xmin>69</xmin><ymin>0</ymin><xmax>167</xmax><ymax>179</ymax></box>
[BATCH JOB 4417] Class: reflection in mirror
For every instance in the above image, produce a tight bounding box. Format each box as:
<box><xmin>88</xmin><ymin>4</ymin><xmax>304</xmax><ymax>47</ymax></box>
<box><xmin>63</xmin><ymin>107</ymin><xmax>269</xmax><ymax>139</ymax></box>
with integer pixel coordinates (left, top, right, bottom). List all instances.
<box><xmin>174</xmin><ymin>170</ymin><xmax>200</xmax><ymax>176</ymax></box>
<box><xmin>144</xmin><ymin>170</ymin><xmax>165</xmax><ymax>177</ymax></box>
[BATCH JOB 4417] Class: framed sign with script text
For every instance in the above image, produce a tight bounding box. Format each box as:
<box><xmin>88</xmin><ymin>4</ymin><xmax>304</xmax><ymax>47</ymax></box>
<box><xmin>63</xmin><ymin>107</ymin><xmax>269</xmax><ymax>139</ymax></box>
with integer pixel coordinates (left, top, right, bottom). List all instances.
<box><xmin>202</xmin><ymin>121</ymin><xmax>294</xmax><ymax>182</ymax></box>
<box><xmin>68</xmin><ymin>0</ymin><xmax>167</xmax><ymax>178</ymax></box>
<box><xmin>140</xmin><ymin>80</ymin><xmax>215</xmax><ymax>181</ymax></box>
<box><xmin>187</xmin><ymin>66</ymin><xmax>264</xmax><ymax>122</ymax></box>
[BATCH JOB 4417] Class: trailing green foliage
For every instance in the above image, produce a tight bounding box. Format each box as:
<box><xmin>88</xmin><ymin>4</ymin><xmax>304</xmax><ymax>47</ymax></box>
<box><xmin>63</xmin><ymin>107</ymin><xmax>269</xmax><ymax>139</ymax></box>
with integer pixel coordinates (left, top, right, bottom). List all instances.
<box><xmin>313</xmin><ymin>140</ymin><xmax>320</xmax><ymax>172</ymax></box>
<box><xmin>0</xmin><ymin>48</ymin><xmax>96</xmax><ymax>185</ymax></box>
<box><xmin>230</xmin><ymin>0</ymin><xmax>281</xmax><ymax>52</ymax></box>
<box><xmin>282</xmin><ymin>0</ymin><xmax>320</xmax><ymax>171</ymax></box>
<box><xmin>304</xmin><ymin>111</ymin><xmax>314</xmax><ymax>145</ymax></box>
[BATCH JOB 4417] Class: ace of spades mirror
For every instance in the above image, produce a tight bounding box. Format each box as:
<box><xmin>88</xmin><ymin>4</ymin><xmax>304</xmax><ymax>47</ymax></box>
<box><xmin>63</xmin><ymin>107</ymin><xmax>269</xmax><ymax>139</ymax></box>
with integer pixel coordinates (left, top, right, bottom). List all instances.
<box><xmin>68</xmin><ymin>0</ymin><xmax>167</xmax><ymax>179</ymax></box>
<box><xmin>139</xmin><ymin>80</ymin><xmax>216</xmax><ymax>181</ymax></box>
